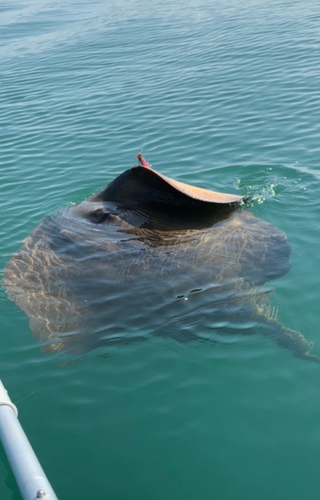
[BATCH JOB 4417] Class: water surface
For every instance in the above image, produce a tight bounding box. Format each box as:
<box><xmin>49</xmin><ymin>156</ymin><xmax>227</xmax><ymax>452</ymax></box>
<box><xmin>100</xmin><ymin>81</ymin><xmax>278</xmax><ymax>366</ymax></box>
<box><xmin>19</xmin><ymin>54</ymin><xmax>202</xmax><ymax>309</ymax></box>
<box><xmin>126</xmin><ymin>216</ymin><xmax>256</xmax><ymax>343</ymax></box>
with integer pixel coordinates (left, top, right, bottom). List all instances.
<box><xmin>1</xmin><ymin>1</ymin><xmax>320</xmax><ymax>499</ymax></box>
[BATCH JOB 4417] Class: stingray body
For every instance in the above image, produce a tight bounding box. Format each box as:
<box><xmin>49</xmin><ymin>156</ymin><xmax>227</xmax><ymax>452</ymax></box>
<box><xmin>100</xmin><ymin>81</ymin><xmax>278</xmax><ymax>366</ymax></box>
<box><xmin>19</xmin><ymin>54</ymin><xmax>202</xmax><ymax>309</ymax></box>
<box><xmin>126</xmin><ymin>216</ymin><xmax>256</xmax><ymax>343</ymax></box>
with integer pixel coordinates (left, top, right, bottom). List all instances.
<box><xmin>3</xmin><ymin>156</ymin><xmax>318</xmax><ymax>362</ymax></box>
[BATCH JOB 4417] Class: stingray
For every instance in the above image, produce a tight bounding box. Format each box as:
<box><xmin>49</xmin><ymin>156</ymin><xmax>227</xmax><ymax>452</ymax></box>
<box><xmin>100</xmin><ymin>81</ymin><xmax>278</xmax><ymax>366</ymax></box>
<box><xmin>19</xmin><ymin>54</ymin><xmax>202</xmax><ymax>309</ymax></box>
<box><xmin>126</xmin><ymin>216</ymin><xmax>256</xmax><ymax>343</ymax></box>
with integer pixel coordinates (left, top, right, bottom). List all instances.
<box><xmin>3</xmin><ymin>154</ymin><xmax>318</xmax><ymax>363</ymax></box>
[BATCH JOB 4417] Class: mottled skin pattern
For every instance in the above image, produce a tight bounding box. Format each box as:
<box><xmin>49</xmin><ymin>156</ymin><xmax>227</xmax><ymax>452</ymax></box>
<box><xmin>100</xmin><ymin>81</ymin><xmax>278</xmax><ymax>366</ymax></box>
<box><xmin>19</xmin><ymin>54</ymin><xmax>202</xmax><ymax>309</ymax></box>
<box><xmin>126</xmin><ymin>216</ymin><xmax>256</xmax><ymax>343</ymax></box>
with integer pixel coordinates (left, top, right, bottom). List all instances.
<box><xmin>3</xmin><ymin>162</ymin><xmax>318</xmax><ymax>362</ymax></box>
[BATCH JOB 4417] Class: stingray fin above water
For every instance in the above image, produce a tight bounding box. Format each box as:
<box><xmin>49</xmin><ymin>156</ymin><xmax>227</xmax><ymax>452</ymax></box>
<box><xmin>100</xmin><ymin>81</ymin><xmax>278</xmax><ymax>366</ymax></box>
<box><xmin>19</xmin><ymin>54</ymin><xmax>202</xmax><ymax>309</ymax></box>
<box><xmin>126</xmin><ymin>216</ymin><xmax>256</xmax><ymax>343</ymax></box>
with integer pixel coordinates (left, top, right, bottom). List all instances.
<box><xmin>91</xmin><ymin>153</ymin><xmax>243</xmax><ymax>210</ymax></box>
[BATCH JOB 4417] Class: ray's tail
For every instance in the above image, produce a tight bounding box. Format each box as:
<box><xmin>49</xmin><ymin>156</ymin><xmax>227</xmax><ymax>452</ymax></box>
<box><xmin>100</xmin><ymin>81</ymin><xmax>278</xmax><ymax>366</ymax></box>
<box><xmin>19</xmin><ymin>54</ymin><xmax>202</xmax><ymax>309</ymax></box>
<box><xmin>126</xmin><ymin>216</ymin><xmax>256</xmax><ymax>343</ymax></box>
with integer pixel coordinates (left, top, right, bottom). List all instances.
<box><xmin>260</xmin><ymin>316</ymin><xmax>319</xmax><ymax>363</ymax></box>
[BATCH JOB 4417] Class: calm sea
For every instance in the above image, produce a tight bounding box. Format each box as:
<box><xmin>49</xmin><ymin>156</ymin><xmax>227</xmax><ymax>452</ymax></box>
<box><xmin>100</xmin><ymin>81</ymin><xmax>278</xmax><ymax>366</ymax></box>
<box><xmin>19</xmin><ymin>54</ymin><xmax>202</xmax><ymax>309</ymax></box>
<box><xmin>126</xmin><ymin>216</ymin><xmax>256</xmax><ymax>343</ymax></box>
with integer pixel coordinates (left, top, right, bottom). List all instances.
<box><xmin>1</xmin><ymin>1</ymin><xmax>320</xmax><ymax>499</ymax></box>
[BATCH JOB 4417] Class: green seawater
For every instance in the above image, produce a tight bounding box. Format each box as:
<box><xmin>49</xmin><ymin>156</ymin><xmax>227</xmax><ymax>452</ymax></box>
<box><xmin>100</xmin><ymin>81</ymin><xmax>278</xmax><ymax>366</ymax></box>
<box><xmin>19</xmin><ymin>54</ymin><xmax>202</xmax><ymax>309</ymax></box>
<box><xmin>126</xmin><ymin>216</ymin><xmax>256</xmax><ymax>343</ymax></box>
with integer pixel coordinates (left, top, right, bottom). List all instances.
<box><xmin>1</xmin><ymin>1</ymin><xmax>320</xmax><ymax>498</ymax></box>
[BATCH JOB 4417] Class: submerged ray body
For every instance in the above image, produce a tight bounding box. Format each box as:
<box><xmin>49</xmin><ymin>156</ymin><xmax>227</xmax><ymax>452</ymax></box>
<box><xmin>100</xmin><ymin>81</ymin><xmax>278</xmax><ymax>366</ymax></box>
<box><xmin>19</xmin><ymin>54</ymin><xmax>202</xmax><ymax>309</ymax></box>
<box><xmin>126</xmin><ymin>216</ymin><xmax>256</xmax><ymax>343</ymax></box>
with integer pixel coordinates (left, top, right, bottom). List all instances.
<box><xmin>3</xmin><ymin>155</ymin><xmax>317</xmax><ymax>362</ymax></box>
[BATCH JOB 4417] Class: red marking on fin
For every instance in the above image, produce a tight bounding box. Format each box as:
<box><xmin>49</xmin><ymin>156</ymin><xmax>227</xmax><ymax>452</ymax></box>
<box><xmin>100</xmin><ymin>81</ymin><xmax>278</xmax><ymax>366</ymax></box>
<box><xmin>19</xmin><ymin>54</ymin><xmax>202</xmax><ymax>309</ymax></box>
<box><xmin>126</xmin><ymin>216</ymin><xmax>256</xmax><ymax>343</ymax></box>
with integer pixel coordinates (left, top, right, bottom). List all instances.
<box><xmin>137</xmin><ymin>153</ymin><xmax>151</xmax><ymax>168</ymax></box>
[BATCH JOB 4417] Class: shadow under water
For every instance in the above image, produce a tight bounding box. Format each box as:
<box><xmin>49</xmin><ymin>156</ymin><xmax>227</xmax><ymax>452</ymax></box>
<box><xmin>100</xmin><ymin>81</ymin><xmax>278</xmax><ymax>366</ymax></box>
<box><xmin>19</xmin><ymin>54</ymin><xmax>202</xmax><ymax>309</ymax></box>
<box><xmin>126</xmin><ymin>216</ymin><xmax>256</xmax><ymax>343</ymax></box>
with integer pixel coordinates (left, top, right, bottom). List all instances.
<box><xmin>2</xmin><ymin>162</ymin><xmax>318</xmax><ymax>363</ymax></box>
